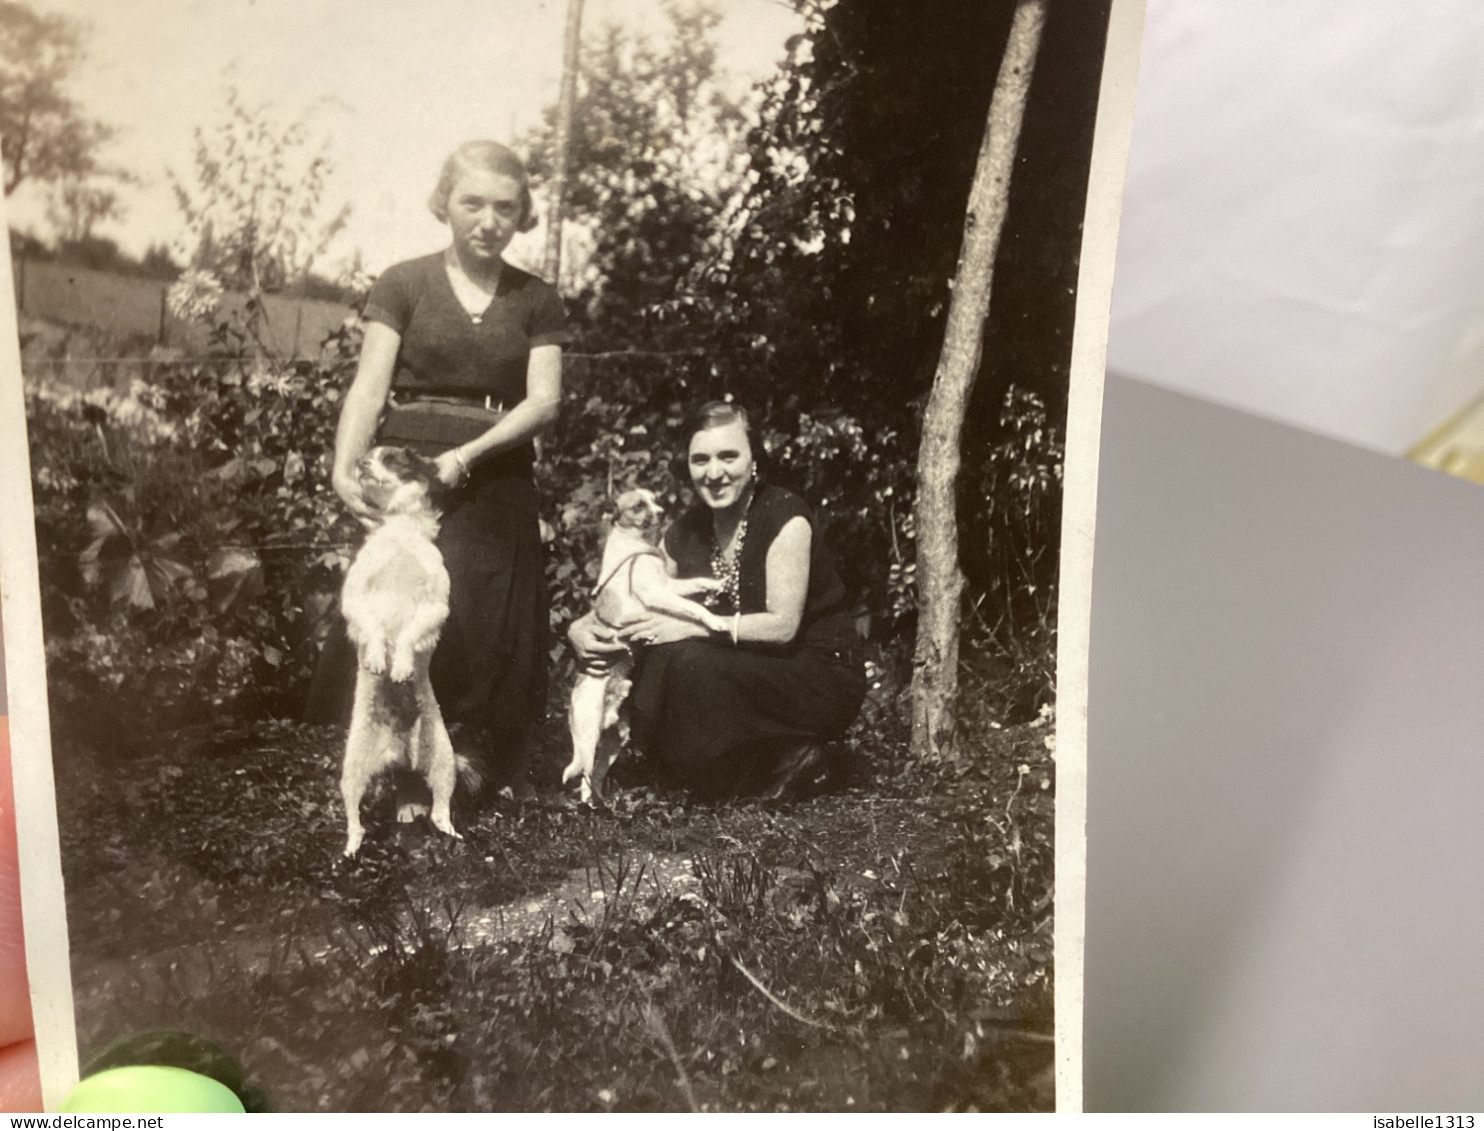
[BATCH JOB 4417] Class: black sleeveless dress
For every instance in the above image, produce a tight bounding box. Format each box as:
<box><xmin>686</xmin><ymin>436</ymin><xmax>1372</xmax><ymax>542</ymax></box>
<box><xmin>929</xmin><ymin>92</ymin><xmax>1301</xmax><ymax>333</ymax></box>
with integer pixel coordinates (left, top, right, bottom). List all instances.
<box><xmin>627</xmin><ymin>484</ymin><xmax>867</xmax><ymax>798</ymax></box>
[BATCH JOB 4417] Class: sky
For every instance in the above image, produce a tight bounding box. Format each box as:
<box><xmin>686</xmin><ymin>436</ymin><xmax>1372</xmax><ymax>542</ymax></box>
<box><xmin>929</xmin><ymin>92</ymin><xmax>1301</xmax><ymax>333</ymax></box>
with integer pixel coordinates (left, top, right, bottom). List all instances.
<box><xmin>4</xmin><ymin>0</ymin><xmax>803</xmax><ymax>275</ymax></box>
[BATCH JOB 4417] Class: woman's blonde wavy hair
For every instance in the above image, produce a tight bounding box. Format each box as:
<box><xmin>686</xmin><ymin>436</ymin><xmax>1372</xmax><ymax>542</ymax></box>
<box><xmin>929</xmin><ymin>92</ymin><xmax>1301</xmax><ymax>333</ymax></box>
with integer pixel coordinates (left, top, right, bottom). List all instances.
<box><xmin>428</xmin><ymin>140</ymin><xmax>537</xmax><ymax>233</ymax></box>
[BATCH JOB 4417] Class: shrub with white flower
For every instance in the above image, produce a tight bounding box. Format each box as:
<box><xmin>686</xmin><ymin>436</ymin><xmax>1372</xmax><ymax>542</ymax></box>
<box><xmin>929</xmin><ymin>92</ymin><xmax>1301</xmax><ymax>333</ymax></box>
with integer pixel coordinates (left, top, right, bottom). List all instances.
<box><xmin>100</xmin><ymin>380</ymin><xmax>180</xmax><ymax>440</ymax></box>
<box><xmin>166</xmin><ymin>269</ymin><xmax>225</xmax><ymax>323</ymax></box>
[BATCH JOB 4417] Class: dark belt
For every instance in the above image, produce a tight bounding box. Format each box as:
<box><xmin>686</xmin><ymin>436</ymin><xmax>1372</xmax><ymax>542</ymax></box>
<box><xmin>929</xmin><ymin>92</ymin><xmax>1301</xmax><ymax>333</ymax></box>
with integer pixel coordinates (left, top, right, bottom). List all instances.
<box><xmin>390</xmin><ymin>392</ymin><xmax>508</xmax><ymax>412</ymax></box>
<box><xmin>377</xmin><ymin>395</ymin><xmax>510</xmax><ymax>454</ymax></box>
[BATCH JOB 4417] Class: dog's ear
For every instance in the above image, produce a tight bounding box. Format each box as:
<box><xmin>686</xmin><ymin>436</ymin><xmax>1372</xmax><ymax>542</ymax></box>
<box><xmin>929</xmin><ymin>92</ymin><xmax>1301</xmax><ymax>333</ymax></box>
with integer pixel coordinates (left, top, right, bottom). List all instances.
<box><xmin>610</xmin><ymin>488</ymin><xmax>649</xmax><ymax>530</ymax></box>
<box><xmin>588</xmin><ymin>495</ymin><xmax>613</xmax><ymax>539</ymax></box>
<box><xmin>406</xmin><ymin>450</ymin><xmax>442</xmax><ymax>489</ymax></box>
<box><xmin>379</xmin><ymin>446</ymin><xmax>441</xmax><ymax>489</ymax></box>
<box><xmin>598</xmin><ymin>492</ymin><xmax>626</xmax><ymax>523</ymax></box>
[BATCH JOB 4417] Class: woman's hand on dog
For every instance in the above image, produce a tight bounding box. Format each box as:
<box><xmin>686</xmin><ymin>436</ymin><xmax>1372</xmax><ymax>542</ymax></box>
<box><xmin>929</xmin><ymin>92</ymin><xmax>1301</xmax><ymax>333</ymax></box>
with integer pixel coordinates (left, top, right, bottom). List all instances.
<box><xmin>433</xmin><ymin>449</ymin><xmax>468</xmax><ymax>489</ymax></box>
<box><xmin>672</xmin><ymin>576</ymin><xmax>724</xmax><ymax>600</ymax></box>
<box><xmin>569</xmin><ymin>614</ymin><xmax>630</xmax><ymax>674</ymax></box>
<box><xmin>333</xmin><ymin>471</ymin><xmax>381</xmax><ymax>529</ymax></box>
<box><xmin>619</xmin><ymin>613</ymin><xmax>713</xmax><ymax>649</ymax></box>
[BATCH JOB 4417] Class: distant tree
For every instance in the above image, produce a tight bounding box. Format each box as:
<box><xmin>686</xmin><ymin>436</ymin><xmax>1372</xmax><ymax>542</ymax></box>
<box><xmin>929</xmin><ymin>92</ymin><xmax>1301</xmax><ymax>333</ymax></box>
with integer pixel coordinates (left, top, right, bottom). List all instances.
<box><xmin>169</xmin><ymin>87</ymin><xmax>350</xmax><ymax>297</ymax></box>
<box><xmin>0</xmin><ymin>0</ymin><xmax>106</xmax><ymax>194</ymax></box>
<box><xmin>45</xmin><ymin>165</ymin><xmax>137</xmax><ymax>244</ymax></box>
<box><xmin>516</xmin><ymin>4</ymin><xmax>757</xmax><ymax>632</ymax></box>
<box><xmin>0</xmin><ymin>0</ymin><xmax>134</xmax><ymax>250</ymax></box>
<box><xmin>523</xmin><ymin>0</ymin><xmax>749</xmax><ymax>345</ymax></box>
<box><xmin>138</xmin><ymin>242</ymin><xmax>180</xmax><ymax>281</ymax></box>
<box><xmin>53</xmin><ymin>233</ymin><xmax>127</xmax><ymax>273</ymax></box>
<box><xmin>282</xmin><ymin>271</ymin><xmax>354</xmax><ymax>305</ymax></box>
<box><xmin>9</xmin><ymin>226</ymin><xmax>49</xmax><ymax>261</ymax></box>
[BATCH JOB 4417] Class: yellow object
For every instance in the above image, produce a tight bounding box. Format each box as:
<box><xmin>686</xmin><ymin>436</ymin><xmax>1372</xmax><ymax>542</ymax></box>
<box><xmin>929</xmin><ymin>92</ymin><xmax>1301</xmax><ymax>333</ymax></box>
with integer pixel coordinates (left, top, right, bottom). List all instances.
<box><xmin>1409</xmin><ymin>390</ymin><xmax>1484</xmax><ymax>484</ymax></box>
<box><xmin>59</xmin><ymin>1065</ymin><xmax>245</xmax><ymax>1113</ymax></box>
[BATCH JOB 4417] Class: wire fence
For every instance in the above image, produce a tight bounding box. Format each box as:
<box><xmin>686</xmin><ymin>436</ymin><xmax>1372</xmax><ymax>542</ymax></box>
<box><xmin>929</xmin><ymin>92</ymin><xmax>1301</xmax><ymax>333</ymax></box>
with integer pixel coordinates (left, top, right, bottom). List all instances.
<box><xmin>19</xmin><ymin>348</ymin><xmax>709</xmax><ymax>366</ymax></box>
<box><xmin>14</xmin><ymin>258</ymin><xmax>710</xmax><ymax>393</ymax></box>
<box><xmin>13</xmin><ymin>257</ymin><xmax>351</xmax><ymax>357</ymax></box>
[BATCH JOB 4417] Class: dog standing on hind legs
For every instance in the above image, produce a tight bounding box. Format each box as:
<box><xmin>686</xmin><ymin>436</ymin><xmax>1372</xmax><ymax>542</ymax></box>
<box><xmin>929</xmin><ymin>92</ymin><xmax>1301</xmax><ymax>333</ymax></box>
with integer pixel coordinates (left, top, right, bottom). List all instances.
<box><xmin>564</xmin><ymin>487</ymin><xmax>725</xmax><ymax>804</ymax></box>
<box><xmin>339</xmin><ymin>445</ymin><xmax>465</xmax><ymax>856</ymax></box>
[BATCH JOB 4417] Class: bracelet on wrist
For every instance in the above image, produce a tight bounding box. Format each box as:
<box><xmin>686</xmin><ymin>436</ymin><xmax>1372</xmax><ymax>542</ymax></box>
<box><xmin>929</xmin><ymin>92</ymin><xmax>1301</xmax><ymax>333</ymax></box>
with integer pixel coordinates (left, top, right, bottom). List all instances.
<box><xmin>729</xmin><ymin>611</ymin><xmax>741</xmax><ymax>645</ymax></box>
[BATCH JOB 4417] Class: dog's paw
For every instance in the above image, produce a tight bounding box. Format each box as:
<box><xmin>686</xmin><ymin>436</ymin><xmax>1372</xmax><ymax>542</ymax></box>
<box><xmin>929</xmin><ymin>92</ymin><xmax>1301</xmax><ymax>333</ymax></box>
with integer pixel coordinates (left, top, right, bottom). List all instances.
<box><xmin>343</xmin><ymin>835</ymin><xmax>364</xmax><ymax>857</ymax></box>
<box><xmin>361</xmin><ymin>650</ymin><xmax>387</xmax><ymax>676</ymax></box>
<box><xmin>561</xmin><ymin>759</ymin><xmax>583</xmax><ymax>784</ymax></box>
<box><xmin>390</xmin><ymin>653</ymin><xmax>415</xmax><ymax>682</ymax></box>
<box><xmin>432</xmin><ymin>815</ymin><xmax>462</xmax><ymax>840</ymax></box>
<box><xmin>397</xmin><ymin>801</ymin><xmax>429</xmax><ymax>824</ymax></box>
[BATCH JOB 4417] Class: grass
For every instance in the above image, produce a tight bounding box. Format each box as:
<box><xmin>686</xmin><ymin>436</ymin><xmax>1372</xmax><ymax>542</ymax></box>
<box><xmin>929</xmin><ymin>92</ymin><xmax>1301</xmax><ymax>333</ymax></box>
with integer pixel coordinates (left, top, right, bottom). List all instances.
<box><xmin>51</xmin><ymin>646</ymin><xmax>1056</xmax><ymax>1112</ymax></box>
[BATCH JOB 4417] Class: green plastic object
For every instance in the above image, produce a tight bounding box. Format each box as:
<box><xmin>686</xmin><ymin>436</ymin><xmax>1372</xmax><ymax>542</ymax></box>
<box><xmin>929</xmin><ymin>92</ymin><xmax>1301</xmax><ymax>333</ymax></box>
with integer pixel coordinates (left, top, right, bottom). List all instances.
<box><xmin>74</xmin><ymin>1030</ymin><xmax>262</xmax><ymax>1111</ymax></box>
<box><xmin>59</xmin><ymin>1065</ymin><xmax>246</xmax><ymax>1113</ymax></box>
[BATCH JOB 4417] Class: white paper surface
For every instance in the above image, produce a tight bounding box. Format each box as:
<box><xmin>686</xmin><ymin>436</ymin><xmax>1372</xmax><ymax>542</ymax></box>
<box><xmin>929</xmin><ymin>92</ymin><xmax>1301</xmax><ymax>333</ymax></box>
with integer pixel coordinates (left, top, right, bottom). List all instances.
<box><xmin>1108</xmin><ymin>2</ymin><xmax>1484</xmax><ymax>455</ymax></box>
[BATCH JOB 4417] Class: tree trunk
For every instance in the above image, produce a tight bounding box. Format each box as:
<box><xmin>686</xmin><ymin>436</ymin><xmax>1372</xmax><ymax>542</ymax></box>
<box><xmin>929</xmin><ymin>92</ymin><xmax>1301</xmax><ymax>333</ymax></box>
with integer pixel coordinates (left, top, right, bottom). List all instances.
<box><xmin>542</xmin><ymin>0</ymin><xmax>585</xmax><ymax>285</ymax></box>
<box><xmin>910</xmin><ymin>0</ymin><xmax>1047</xmax><ymax>763</ymax></box>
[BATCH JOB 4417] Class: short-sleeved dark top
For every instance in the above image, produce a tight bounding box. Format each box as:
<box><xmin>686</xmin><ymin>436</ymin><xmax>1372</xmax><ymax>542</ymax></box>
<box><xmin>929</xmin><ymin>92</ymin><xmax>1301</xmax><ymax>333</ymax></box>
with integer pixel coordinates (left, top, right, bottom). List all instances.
<box><xmin>665</xmin><ymin>484</ymin><xmax>858</xmax><ymax>653</ymax></box>
<box><xmin>362</xmin><ymin>253</ymin><xmax>570</xmax><ymax>404</ymax></box>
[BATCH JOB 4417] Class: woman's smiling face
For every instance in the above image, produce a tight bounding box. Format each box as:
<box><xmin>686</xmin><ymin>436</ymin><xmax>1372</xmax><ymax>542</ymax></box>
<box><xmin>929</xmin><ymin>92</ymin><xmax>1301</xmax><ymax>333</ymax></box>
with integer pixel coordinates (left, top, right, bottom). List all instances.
<box><xmin>688</xmin><ymin>419</ymin><xmax>755</xmax><ymax>511</ymax></box>
<box><xmin>445</xmin><ymin>167</ymin><xmax>524</xmax><ymax>266</ymax></box>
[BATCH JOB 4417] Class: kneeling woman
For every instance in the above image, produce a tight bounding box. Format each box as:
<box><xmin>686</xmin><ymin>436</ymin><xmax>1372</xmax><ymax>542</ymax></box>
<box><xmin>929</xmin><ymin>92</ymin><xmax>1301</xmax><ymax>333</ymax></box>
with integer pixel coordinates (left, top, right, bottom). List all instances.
<box><xmin>570</xmin><ymin>401</ymin><xmax>866</xmax><ymax>800</ymax></box>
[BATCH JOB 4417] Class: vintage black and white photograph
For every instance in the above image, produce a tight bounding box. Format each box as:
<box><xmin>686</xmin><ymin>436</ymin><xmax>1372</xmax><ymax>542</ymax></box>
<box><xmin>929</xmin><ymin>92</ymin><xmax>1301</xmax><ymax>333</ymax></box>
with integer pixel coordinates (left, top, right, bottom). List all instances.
<box><xmin>1</xmin><ymin>0</ymin><xmax>1128</xmax><ymax>1112</ymax></box>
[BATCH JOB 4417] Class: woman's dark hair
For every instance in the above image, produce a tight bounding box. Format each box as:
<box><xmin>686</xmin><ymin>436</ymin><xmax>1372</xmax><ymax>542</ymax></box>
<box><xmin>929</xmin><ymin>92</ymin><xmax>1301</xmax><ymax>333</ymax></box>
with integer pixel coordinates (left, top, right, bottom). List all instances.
<box><xmin>678</xmin><ymin>400</ymin><xmax>770</xmax><ymax>480</ymax></box>
<box><xmin>428</xmin><ymin>140</ymin><xmax>538</xmax><ymax>233</ymax></box>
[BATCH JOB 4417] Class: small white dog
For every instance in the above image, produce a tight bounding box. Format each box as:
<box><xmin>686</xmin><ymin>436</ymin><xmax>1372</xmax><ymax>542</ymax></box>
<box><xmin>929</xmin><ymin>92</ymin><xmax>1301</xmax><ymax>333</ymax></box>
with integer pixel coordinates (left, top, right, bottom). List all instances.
<box><xmin>563</xmin><ymin>487</ymin><xmax>725</xmax><ymax>804</ymax></box>
<box><xmin>339</xmin><ymin>445</ymin><xmax>461</xmax><ymax>856</ymax></box>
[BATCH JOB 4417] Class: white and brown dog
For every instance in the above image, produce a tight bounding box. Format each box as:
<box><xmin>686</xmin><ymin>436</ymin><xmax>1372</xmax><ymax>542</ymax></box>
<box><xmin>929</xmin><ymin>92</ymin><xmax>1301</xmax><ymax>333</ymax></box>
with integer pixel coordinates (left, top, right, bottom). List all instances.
<box><xmin>563</xmin><ymin>487</ymin><xmax>725</xmax><ymax>804</ymax></box>
<box><xmin>339</xmin><ymin>445</ymin><xmax>461</xmax><ymax>856</ymax></box>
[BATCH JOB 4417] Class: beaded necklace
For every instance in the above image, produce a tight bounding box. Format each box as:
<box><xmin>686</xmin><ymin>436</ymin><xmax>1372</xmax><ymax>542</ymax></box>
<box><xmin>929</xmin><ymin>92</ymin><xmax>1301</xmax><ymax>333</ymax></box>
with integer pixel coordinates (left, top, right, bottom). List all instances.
<box><xmin>708</xmin><ymin>486</ymin><xmax>755</xmax><ymax>614</ymax></box>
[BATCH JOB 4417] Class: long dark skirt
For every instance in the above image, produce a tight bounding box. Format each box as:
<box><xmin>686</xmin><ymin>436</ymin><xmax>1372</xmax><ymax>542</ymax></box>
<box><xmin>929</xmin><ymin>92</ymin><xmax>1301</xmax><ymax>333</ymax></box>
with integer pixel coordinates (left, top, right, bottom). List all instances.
<box><xmin>628</xmin><ymin>637</ymin><xmax>866</xmax><ymax>799</ymax></box>
<box><xmin>304</xmin><ymin>464</ymin><xmax>548</xmax><ymax>782</ymax></box>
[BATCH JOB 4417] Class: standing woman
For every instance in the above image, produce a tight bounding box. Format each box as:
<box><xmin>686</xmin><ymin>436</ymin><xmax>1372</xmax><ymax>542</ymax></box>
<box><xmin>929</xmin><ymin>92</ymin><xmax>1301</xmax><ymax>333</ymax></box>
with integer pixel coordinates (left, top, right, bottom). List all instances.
<box><xmin>311</xmin><ymin>140</ymin><xmax>568</xmax><ymax>794</ymax></box>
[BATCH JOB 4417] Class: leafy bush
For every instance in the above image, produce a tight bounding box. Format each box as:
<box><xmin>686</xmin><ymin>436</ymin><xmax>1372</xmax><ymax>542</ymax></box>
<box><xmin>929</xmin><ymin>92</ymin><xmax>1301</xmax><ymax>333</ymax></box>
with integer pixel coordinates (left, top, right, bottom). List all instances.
<box><xmin>27</xmin><ymin>319</ymin><xmax>362</xmax><ymax>738</ymax></box>
<box><xmin>27</xmin><ymin>312</ymin><xmax>1062</xmax><ymax>742</ymax></box>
